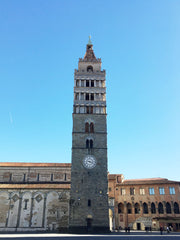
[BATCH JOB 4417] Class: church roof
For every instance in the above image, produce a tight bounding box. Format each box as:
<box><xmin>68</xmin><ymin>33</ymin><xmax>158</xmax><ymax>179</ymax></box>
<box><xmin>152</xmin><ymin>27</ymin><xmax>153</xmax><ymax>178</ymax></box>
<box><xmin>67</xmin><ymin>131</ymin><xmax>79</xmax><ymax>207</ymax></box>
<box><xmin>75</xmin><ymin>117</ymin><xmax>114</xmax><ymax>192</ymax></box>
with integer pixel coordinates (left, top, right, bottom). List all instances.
<box><xmin>0</xmin><ymin>162</ymin><xmax>71</xmax><ymax>168</ymax></box>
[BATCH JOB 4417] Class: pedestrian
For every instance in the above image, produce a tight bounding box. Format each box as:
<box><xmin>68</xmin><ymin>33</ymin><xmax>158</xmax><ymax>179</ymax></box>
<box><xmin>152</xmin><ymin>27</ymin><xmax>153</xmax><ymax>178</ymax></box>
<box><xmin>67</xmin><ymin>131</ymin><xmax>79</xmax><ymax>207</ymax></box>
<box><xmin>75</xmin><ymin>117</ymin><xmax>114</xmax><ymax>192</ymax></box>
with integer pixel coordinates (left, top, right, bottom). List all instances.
<box><xmin>160</xmin><ymin>226</ymin><xmax>163</xmax><ymax>235</ymax></box>
<box><xmin>167</xmin><ymin>226</ymin><xmax>169</xmax><ymax>233</ymax></box>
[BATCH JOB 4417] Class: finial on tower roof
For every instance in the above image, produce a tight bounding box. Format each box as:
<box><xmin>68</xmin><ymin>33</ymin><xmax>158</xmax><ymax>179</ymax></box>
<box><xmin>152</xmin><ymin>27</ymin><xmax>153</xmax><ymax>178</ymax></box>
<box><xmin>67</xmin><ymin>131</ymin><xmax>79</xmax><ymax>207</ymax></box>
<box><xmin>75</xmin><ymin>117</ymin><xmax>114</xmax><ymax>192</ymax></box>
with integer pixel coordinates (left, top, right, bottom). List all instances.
<box><xmin>87</xmin><ymin>35</ymin><xmax>93</xmax><ymax>45</ymax></box>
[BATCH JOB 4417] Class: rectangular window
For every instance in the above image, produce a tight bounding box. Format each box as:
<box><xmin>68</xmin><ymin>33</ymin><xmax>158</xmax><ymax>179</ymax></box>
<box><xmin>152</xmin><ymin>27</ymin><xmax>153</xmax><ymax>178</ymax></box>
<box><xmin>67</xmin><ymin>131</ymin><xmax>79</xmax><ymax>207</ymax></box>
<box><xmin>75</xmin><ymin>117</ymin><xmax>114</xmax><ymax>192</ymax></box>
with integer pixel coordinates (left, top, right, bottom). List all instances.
<box><xmin>88</xmin><ymin>199</ymin><xmax>91</xmax><ymax>207</ymax></box>
<box><xmin>140</xmin><ymin>188</ymin><xmax>145</xmax><ymax>195</ymax></box>
<box><xmin>80</xmin><ymin>93</ymin><xmax>84</xmax><ymax>100</ymax></box>
<box><xmin>159</xmin><ymin>187</ymin><xmax>165</xmax><ymax>195</ymax></box>
<box><xmin>80</xmin><ymin>107</ymin><xmax>84</xmax><ymax>113</ymax></box>
<box><xmin>130</xmin><ymin>188</ymin><xmax>135</xmax><ymax>195</ymax></box>
<box><xmin>86</xmin><ymin>80</ymin><xmax>89</xmax><ymax>87</ymax></box>
<box><xmin>91</xmin><ymin>80</ymin><xmax>94</xmax><ymax>87</ymax></box>
<box><xmin>169</xmin><ymin>187</ymin><xmax>175</xmax><ymax>195</ymax></box>
<box><xmin>81</xmin><ymin>80</ymin><xmax>84</xmax><ymax>87</ymax></box>
<box><xmin>86</xmin><ymin>93</ymin><xmax>89</xmax><ymax>100</ymax></box>
<box><xmin>121</xmin><ymin>188</ymin><xmax>126</xmax><ymax>195</ymax></box>
<box><xmin>149</xmin><ymin>187</ymin><xmax>155</xmax><ymax>195</ymax></box>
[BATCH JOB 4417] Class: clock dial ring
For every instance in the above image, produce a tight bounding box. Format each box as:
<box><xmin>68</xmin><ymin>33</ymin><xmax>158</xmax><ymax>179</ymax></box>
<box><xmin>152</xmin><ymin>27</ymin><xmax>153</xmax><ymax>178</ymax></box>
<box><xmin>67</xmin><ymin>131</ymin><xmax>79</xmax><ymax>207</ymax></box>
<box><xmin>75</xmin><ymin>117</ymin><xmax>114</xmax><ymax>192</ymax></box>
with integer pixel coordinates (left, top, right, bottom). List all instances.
<box><xmin>83</xmin><ymin>155</ymin><xmax>96</xmax><ymax>169</ymax></box>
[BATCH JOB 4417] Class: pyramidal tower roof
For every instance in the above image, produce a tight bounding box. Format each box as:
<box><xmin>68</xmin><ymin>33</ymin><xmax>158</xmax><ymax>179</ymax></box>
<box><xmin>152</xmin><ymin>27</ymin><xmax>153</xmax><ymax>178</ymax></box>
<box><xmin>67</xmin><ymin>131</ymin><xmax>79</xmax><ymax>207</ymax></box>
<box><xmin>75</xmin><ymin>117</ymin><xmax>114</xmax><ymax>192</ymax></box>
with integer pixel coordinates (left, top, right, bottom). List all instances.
<box><xmin>80</xmin><ymin>36</ymin><xmax>101</xmax><ymax>63</ymax></box>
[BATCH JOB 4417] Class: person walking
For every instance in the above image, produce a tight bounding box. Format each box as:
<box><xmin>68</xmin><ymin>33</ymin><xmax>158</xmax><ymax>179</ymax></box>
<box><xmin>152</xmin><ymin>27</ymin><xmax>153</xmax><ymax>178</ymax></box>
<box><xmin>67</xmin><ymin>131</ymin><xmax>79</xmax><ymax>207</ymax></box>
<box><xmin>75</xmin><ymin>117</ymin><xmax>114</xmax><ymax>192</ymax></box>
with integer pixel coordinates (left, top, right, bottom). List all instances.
<box><xmin>160</xmin><ymin>226</ymin><xmax>163</xmax><ymax>235</ymax></box>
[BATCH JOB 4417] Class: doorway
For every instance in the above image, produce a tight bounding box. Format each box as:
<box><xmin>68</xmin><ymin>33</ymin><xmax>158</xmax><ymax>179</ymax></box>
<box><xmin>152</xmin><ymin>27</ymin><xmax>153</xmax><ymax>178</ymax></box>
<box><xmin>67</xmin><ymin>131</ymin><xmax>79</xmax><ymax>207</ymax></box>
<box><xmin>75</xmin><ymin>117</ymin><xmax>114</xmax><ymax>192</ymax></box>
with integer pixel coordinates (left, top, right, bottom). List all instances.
<box><xmin>137</xmin><ymin>223</ymin><xmax>141</xmax><ymax>230</ymax></box>
<box><xmin>87</xmin><ymin>218</ymin><xmax>92</xmax><ymax>232</ymax></box>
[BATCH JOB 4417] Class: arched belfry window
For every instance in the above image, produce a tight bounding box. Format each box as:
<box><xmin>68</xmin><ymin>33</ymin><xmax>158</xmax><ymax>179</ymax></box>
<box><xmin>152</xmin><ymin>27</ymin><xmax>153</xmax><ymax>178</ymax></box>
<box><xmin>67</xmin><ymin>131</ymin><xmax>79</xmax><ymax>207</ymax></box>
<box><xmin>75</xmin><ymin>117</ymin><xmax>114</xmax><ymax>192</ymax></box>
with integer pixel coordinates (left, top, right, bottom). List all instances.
<box><xmin>85</xmin><ymin>123</ymin><xmax>89</xmax><ymax>133</ymax></box>
<box><xmin>85</xmin><ymin>122</ymin><xmax>94</xmax><ymax>133</ymax></box>
<box><xmin>86</xmin><ymin>139</ymin><xmax>93</xmax><ymax>149</ymax></box>
<box><xmin>90</xmin><ymin>123</ymin><xmax>94</xmax><ymax>133</ymax></box>
<box><xmin>86</xmin><ymin>139</ymin><xmax>89</xmax><ymax>148</ymax></box>
<box><xmin>87</xmin><ymin>65</ymin><xmax>93</xmax><ymax>72</ymax></box>
<box><xmin>90</xmin><ymin>139</ymin><xmax>93</xmax><ymax>148</ymax></box>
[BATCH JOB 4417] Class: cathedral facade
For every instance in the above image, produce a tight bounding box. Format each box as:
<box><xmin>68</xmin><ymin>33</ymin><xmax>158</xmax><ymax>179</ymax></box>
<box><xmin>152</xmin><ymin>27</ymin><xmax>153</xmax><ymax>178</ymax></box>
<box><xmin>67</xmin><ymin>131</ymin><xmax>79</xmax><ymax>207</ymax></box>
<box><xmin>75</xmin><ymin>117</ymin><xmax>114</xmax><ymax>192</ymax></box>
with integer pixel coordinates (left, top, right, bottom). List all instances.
<box><xmin>0</xmin><ymin>40</ymin><xmax>180</xmax><ymax>232</ymax></box>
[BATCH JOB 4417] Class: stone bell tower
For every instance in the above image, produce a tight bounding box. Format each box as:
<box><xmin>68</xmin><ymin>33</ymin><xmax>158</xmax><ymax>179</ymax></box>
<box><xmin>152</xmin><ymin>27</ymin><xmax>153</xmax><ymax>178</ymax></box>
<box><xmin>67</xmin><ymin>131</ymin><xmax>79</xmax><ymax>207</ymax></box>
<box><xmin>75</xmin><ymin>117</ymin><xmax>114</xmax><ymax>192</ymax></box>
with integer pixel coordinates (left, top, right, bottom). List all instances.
<box><xmin>69</xmin><ymin>37</ymin><xmax>109</xmax><ymax>233</ymax></box>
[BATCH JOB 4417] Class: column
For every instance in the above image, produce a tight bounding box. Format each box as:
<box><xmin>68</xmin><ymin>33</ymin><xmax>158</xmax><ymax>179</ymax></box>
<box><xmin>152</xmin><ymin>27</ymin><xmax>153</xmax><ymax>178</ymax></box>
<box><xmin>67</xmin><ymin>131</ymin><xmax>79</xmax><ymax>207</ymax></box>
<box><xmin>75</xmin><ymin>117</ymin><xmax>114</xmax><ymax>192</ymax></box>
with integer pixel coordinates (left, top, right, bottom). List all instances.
<box><xmin>42</xmin><ymin>194</ymin><xmax>47</xmax><ymax>229</ymax></box>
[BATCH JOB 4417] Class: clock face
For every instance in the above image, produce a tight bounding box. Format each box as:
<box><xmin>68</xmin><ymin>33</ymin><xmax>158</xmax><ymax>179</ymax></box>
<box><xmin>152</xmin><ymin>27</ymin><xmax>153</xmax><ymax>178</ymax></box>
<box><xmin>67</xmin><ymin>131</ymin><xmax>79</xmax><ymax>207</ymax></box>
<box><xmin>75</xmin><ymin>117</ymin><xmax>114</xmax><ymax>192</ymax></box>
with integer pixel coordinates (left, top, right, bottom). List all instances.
<box><xmin>83</xmin><ymin>155</ymin><xmax>96</xmax><ymax>169</ymax></box>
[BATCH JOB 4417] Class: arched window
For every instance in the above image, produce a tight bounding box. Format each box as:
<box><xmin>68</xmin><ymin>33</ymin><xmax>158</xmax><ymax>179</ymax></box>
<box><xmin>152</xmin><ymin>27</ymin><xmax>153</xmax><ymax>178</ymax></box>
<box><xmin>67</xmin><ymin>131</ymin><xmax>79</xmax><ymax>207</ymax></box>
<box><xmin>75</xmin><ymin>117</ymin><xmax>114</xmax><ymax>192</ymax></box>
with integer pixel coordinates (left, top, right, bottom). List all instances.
<box><xmin>90</xmin><ymin>139</ymin><xmax>93</xmax><ymax>148</ymax></box>
<box><xmin>143</xmin><ymin>202</ymin><xmax>148</xmax><ymax>214</ymax></box>
<box><xmin>86</xmin><ymin>139</ymin><xmax>93</xmax><ymax>149</ymax></box>
<box><xmin>85</xmin><ymin>123</ymin><xmax>89</xmax><ymax>133</ymax></box>
<box><xmin>158</xmin><ymin>202</ymin><xmax>164</xmax><ymax>214</ymax></box>
<box><xmin>87</xmin><ymin>65</ymin><xmax>93</xmax><ymax>72</ymax></box>
<box><xmin>151</xmin><ymin>202</ymin><xmax>156</xmax><ymax>214</ymax></box>
<box><xmin>127</xmin><ymin>203</ymin><xmax>132</xmax><ymax>214</ymax></box>
<box><xmin>86</xmin><ymin>139</ymin><xmax>89</xmax><ymax>148</ymax></box>
<box><xmin>166</xmin><ymin>202</ymin><xmax>172</xmax><ymax>214</ymax></box>
<box><xmin>174</xmin><ymin>202</ymin><xmax>180</xmax><ymax>214</ymax></box>
<box><xmin>135</xmin><ymin>203</ymin><xmax>140</xmax><ymax>214</ymax></box>
<box><xmin>90</xmin><ymin>122</ymin><xmax>94</xmax><ymax>133</ymax></box>
<box><xmin>118</xmin><ymin>203</ymin><xmax>124</xmax><ymax>214</ymax></box>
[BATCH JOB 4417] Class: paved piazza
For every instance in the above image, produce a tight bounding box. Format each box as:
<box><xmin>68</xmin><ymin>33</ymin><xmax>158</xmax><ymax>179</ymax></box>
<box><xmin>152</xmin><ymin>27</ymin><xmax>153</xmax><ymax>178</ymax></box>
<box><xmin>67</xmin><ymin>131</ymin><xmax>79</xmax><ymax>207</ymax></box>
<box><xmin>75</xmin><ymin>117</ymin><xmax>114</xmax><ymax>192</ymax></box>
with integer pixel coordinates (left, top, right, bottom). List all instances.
<box><xmin>0</xmin><ymin>232</ymin><xmax>180</xmax><ymax>240</ymax></box>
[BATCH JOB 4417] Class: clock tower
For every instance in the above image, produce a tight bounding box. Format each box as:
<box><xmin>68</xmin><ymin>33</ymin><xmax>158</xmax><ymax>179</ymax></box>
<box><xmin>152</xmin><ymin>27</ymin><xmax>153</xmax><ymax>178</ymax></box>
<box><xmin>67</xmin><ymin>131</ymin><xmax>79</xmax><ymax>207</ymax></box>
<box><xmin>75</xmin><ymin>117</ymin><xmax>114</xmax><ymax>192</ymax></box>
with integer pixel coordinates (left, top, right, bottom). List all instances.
<box><xmin>69</xmin><ymin>37</ymin><xmax>109</xmax><ymax>233</ymax></box>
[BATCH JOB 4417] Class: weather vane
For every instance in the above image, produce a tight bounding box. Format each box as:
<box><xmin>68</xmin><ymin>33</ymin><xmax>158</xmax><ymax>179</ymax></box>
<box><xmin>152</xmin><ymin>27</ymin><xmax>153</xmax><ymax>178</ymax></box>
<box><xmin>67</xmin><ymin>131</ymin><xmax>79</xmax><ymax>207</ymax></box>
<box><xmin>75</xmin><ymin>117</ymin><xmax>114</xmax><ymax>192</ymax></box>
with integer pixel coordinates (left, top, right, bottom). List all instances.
<box><xmin>88</xmin><ymin>35</ymin><xmax>92</xmax><ymax>45</ymax></box>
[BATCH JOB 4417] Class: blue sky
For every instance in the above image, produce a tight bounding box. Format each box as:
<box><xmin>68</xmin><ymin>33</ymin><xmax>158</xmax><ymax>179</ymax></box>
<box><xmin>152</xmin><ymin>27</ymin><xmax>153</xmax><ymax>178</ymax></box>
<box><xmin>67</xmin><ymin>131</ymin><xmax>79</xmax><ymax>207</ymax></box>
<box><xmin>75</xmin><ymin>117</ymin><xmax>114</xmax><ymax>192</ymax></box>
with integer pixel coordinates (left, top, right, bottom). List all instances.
<box><xmin>0</xmin><ymin>0</ymin><xmax>180</xmax><ymax>180</ymax></box>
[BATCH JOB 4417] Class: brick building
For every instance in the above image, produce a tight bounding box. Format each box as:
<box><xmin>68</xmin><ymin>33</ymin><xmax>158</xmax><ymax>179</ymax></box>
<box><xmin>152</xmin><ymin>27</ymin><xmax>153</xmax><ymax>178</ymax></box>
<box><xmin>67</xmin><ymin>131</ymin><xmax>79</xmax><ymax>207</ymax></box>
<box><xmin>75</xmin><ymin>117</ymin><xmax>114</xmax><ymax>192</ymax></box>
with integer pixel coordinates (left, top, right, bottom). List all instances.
<box><xmin>108</xmin><ymin>174</ymin><xmax>180</xmax><ymax>231</ymax></box>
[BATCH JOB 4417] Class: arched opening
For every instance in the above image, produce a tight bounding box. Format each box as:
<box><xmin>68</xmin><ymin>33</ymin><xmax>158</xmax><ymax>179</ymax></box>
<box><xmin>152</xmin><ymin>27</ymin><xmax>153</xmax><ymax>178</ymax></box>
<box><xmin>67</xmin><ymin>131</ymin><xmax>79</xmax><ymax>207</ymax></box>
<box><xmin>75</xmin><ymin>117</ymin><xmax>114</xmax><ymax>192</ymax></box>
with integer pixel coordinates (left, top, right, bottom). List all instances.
<box><xmin>90</xmin><ymin>122</ymin><xmax>94</xmax><ymax>133</ymax></box>
<box><xmin>134</xmin><ymin>203</ymin><xmax>140</xmax><ymax>214</ymax></box>
<box><xmin>143</xmin><ymin>202</ymin><xmax>148</xmax><ymax>214</ymax></box>
<box><xmin>85</xmin><ymin>122</ymin><xmax>89</xmax><ymax>133</ymax></box>
<box><xmin>158</xmin><ymin>202</ymin><xmax>164</xmax><ymax>214</ymax></box>
<box><xmin>174</xmin><ymin>202</ymin><xmax>180</xmax><ymax>214</ymax></box>
<box><xmin>127</xmin><ymin>203</ymin><xmax>132</xmax><ymax>214</ymax></box>
<box><xmin>166</xmin><ymin>202</ymin><xmax>172</xmax><ymax>214</ymax></box>
<box><xmin>151</xmin><ymin>202</ymin><xmax>156</xmax><ymax>214</ymax></box>
<box><xmin>90</xmin><ymin>139</ymin><xmax>93</xmax><ymax>148</ymax></box>
<box><xmin>86</xmin><ymin>139</ymin><xmax>89</xmax><ymax>149</ymax></box>
<box><xmin>87</xmin><ymin>65</ymin><xmax>93</xmax><ymax>72</ymax></box>
<box><xmin>118</xmin><ymin>203</ymin><xmax>124</xmax><ymax>214</ymax></box>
